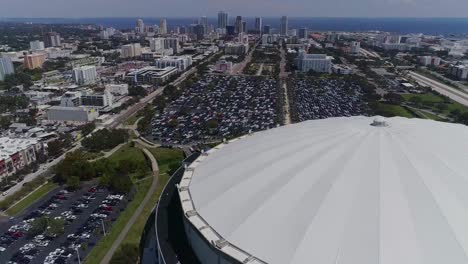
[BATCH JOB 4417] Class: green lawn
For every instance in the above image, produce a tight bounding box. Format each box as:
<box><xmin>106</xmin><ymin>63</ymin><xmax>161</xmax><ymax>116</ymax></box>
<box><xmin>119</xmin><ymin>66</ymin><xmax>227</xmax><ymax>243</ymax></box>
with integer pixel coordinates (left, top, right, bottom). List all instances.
<box><xmin>124</xmin><ymin>115</ymin><xmax>139</xmax><ymax>126</ymax></box>
<box><xmin>401</xmin><ymin>93</ymin><xmax>468</xmax><ymax>116</ymax></box>
<box><xmin>107</xmin><ymin>144</ymin><xmax>147</xmax><ymax>165</ymax></box>
<box><xmin>5</xmin><ymin>182</ymin><xmax>58</xmax><ymax>216</ymax></box>
<box><xmin>373</xmin><ymin>102</ymin><xmax>416</xmax><ymax>118</ymax></box>
<box><xmin>107</xmin><ymin>144</ymin><xmax>151</xmax><ymax>180</ymax></box>
<box><xmin>84</xmin><ymin>177</ymin><xmax>153</xmax><ymax>264</ymax></box>
<box><xmin>148</xmin><ymin>148</ymin><xmax>185</xmax><ymax>174</ymax></box>
<box><xmin>119</xmin><ymin>148</ymin><xmax>184</xmax><ymax>252</ymax></box>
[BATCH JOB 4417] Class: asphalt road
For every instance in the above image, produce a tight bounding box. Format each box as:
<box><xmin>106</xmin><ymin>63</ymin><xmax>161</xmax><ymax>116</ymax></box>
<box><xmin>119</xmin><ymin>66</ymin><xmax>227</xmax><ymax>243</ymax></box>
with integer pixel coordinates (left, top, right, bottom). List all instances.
<box><xmin>408</xmin><ymin>71</ymin><xmax>468</xmax><ymax>107</ymax></box>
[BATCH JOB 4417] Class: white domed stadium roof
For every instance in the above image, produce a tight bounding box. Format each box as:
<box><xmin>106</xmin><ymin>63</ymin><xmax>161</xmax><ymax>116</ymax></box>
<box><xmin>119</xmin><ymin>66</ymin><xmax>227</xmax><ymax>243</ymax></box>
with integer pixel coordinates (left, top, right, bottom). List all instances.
<box><xmin>179</xmin><ymin>116</ymin><xmax>468</xmax><ymax>264</ymax></box>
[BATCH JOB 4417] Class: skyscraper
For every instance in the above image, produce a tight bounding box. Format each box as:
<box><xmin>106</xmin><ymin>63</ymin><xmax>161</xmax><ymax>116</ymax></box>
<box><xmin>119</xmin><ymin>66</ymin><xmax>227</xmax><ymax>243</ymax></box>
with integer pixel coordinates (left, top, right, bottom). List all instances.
<box><xmin>136</xmin><ymin>18</ymin><xmax>145</xmax><ymax>33</ymax></box>
<box><xmin>199</xmin><ymin>16</ymin><xmax>208</xmax><ymax>35</ymax></box>
<box><xmin>298</xmin><ymin>28</ymin><xmax>308</xmax><ymax>39</ymax></box>
<box><xmin>255</xmin><ymin>17</ymin><xmax>262</xmax><ymax>33</ymax></box>
<box><xmin>44</xmin><ymin>32</ymin><xmax>61</xmax><ymax>48</ymax></box>
<box><xmin>280</xmin><ymin>16</ymin><xmax>288</xmax><ymax>36</ymax></box>
<box><xmin>159</xmin><ymin>18</ymin><xmax>167</xmax><ymax>34</ymax></box>
<box><xmin>263</xmin><ymin>25</ymin><xmax>271</xmax><ymax>34</ymax></box>
<box><xmin>235</xmin><ymin>16</ymin><xmax>243</xmax><ymax>34</ymax></box>
<box><xmin>218</xmin><ymin>11</ymin><xmax>228</xmax><ymax>30</ymax></box>
<box><xmin>0</xmin><ymin>55</ymin><xmax>14</xmax><ymax>81</ymax></box>
<box><xmin>242</xmin><ymin>21</ymin><xmax>247</xmax><ymax>33</ymax></box>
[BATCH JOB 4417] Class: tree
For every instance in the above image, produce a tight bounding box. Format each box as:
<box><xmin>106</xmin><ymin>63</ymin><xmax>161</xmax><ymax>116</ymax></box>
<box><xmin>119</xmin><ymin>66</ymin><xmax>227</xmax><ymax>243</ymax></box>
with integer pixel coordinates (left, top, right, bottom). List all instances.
<box><xmin>47</xmin><ymin>139</ymin><xmax>64</xmax><ymax>158</ymax></box>
<box><xmin>0</xmin><ymin>116</ymin><xmax>12</xmax><ymax>130</ymax></box>
<box><xmin>384</xmin><ymin>93</ymin><xmax>404</xmax><ymax>105</ymax></box>
<box><xmin>109</xmin><ymin>170</ymin><xmax>133</xmax><ymax>194</ymax></box>
<box><xmin>28</xmin><ymin>217</ymin><xmax>48</xmax><ymax>237</ymax></box>
<box><xmin>46</xmin><ymin>218</ymin><xmax>65</xmax><ymax>237</ymax></box>
<box><xmin>66</xmin><ymin>176</ymin><xmax>80</xmax><ymax>190</ymax></box>
<box><xmin>79</xmin><ymin>122</ymin><xmax>96</xmax><ymax>136</ymax></box>
<box><xmin>409</xmin><ymin>96</ymin><xmax>423</xmax><ymax>108</ymax></box>
<box><xmin>110</xmin><ymin>243</ymin><xmax>139</xmax><ymax>264</ymax></box>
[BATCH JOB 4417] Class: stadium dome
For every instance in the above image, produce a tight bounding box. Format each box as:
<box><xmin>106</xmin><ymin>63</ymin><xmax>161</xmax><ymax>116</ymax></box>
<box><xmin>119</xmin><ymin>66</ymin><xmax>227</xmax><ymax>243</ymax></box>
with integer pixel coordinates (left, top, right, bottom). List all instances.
<box><xmin>178</xmin><ymin>116</ymin><xmax>468</xmax><ymax>264</ymax></box>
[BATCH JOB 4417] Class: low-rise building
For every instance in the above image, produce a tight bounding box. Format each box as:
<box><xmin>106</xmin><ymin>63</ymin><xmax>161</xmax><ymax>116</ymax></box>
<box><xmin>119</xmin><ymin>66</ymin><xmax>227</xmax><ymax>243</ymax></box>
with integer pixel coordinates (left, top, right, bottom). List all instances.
<box><xmin>0</xmin><ymin>137</ymin><xmax>45</xmax><ymax>179</ymax></box>
<box><xmin>214</xmin><ymin>60</ymin><xmax>233</xmax><ymax>74</ymax></box>
<box><xmin>73</xmin><ymin>65</ymin><xmax>98</xmax><ymax>85</ymax></box>
<box><xmin>24</xmin><ymin>53</ymin><xmax>46</xmax><ymax>69</ymax></box>
<box><xmin>449</xmin><ymin>64</ymin><xmax>468</xmax><ymax>80</ymax></box>
<box><xmin>125</xmin><ymin>66</ymin><xmax>178</xmax><ymax>85</ymax></box>
<box><xmin>46</xmin><ymin>106</ymin><xmax>99</xmax><ymax>124</ymax></box>
<box><xmin>296</xmin><ymin>52</ymin><xmax>333</xmax><ymax>73</ymax></box>
<box><xmin>155</xmin><ymin>56</ymin><xmax>192</xmax><ymax>71</ymax></box>
<box><xmin>224</xmin><ymin>42</ymin><xmax>249</xmax><ymax>55</ymax></box>
<box><xmin>419</xmin><ymin>56</ymin><xmax>441</xmax><ymax>66</ymax></box>
<box><xmin>105</xmin><ymin>84</ymin><xmax>129</xmax><ymax>96</ymax></box>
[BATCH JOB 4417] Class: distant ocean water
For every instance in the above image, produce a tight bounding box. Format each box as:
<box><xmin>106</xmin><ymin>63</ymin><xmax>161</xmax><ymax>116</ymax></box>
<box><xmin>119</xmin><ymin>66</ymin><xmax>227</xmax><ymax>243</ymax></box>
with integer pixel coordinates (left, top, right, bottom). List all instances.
<box><xmin>2</xmin><ymin>17</ymin><xmax>468</xmax><ymax>35</ymax></box>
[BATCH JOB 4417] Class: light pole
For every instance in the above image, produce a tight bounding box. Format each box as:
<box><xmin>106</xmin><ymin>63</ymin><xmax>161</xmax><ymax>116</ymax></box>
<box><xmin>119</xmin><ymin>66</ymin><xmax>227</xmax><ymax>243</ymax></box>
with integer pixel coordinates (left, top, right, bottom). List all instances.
<box><xmin>101</xmin><ymin>218</ymin><xmax>107</xmax><ymax>236</ymax></box>
<box><xmin>76</xmin><ymin>247</ymin><xmax>81</xmax><ymax>264</ymax></box>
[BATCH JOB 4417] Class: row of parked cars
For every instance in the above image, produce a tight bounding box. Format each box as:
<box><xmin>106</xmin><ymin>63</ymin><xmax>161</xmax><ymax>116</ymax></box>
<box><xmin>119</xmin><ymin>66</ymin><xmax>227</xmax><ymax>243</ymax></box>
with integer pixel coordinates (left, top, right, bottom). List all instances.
<box><xmin>43</xmin><ymin>191</ymin><xmax>125</xmax><ymax>264</ymax></box>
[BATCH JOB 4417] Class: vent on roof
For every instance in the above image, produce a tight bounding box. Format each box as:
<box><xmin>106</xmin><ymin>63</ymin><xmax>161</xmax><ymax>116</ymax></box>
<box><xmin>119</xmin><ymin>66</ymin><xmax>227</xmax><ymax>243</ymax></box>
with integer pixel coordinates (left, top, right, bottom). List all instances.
<box><xmin>371</xmin><ymin>116</ymin><xmax>388</xmax><ymax>127</ymax></box>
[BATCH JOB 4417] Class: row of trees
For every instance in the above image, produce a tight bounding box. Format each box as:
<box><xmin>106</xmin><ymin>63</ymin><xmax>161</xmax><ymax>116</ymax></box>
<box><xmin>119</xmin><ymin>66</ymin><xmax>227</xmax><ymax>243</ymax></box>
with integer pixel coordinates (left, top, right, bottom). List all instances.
<box><xmin>54</xmin><ymin>150</ymin><xmax>138</xmax><ymax>193</ymax></box>
<box><xmin>81</xmin><ymin>129</ymin><xmax>128</xmax><ymax>152</ymax></box>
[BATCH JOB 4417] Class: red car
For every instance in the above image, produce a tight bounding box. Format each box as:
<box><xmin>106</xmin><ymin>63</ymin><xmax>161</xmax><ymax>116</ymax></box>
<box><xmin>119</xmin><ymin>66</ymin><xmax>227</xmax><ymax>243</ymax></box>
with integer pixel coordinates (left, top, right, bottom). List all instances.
<box><xmin>12</xmin><ymin>231</ymin><xmax>23</xmax><ymax>238</ymax></box>
<box><xmin>88</xmin><ymin>187</ymin><xmax>97</xmax><ymax>193</ymax></box>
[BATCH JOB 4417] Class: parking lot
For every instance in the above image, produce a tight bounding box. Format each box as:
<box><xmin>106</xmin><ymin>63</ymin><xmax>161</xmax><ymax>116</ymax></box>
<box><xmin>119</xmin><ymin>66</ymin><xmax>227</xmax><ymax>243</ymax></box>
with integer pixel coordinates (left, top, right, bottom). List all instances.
<box><xmin>291</xmin><ymin>77</ymin><xmax>369</xmax><ymax>121</ymax></box>
<box><xmin>0</xmin><ymin>184</ymin><xmax>128</xmax><ymax>264</ymax></box>
<box><xmin>151</xmin><ymin>75</ymin><xmax>279</xmax><ymax>145</ymax></box>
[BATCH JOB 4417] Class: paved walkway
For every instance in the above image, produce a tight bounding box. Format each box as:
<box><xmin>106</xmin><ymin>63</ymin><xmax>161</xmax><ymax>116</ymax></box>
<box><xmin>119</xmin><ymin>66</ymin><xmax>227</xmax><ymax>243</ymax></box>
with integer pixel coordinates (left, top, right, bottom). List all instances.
<box><xmin>99</xmin><ymin>147</ymin><xmax>159</xmax><ymax>264</ymax></box>
<box><xmin>279</xmin><ymin>46</ymin><xmax>292</xmax><ymax>125</ymax></box>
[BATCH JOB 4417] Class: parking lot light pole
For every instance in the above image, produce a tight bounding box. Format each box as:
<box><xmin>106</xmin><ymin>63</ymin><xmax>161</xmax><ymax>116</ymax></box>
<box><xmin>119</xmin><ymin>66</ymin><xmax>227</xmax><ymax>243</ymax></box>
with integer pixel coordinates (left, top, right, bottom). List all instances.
<box><xmin>76</xmin><ymin>247</ymin><xmax>81</xmax><ymax>264</ymax></box>
<box><xmin>101</xmin><ymin>219</ymin><xmax>107</xmax><ymax>236</ymax></box>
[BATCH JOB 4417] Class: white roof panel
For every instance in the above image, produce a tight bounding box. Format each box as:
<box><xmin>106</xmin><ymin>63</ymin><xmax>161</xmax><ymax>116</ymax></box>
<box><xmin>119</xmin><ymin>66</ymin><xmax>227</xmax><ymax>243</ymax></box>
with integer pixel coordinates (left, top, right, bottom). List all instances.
<box><xmin>187</xmin><ymin>116</ymin><xmax>468</xmax><ymax>264</ymax></box>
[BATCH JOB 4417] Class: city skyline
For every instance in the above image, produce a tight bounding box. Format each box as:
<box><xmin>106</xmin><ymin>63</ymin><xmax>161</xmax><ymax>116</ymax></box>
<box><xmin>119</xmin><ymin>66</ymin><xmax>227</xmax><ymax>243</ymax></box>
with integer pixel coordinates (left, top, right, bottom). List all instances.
<box><xmin>1</xmin><ymin>0</ymin><xmax>468</xmax><ymax>18</ymax></box>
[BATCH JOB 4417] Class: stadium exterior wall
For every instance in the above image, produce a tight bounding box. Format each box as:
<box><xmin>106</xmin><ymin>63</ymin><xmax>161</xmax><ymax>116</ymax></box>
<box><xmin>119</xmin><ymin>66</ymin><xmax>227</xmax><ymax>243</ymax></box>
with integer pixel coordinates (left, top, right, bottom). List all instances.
<box><xmin>177</xmin><ymin>136</ymin><xmax>267</xmax><ymax>264</ymax></box>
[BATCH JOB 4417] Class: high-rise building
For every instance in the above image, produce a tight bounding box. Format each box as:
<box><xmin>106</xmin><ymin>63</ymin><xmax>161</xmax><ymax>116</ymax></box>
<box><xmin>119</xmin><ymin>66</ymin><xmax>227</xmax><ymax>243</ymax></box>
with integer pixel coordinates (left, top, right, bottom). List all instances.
<box><xmin>235</xmin><ymin>16</ymin><xmax>243</xmax><ymax>34</ymax></box>
<box><xmin>150</xmin><ymin>38</ymin><xmax>164</xmax><ymax>51</ymax></box>
<box><xmin>121</xmin><ymin>43</ymin><xmax>142</xmax><ymax>58</ymax></box>
<box><xmin>0</xmin><ymin>55</ymin><xmax>14</xmax><ymax>81</ymax></box>
<box><xmin>242</xmin><ymin>22</ymin><xmax>247</xmax><ymax>33</ymax></box>
<box><xmin>44</xmin><ymin>32</ymin><xmax>61</xmax><ymax>48</ymax></box>
<box><xmin>30</xmin><ymin>40</ymin><xmax>45</xmax><ymax>51</ymax></box>
<box><xmin>136</xmin><ymin>19</ymin><xmax>145</xmax><ymax>33</ymax></box>
<box><xmin>163</xmin><ymin>38</ymin><xmax>180</xmax><ymax>54</ymax></box>
<box><xmin>24</xmin><ymin>53</ymin><xmax>46</xmax><ymax>69</ymax></box>
<box><xmin>226</xmin><ymin>26</ymin><xmax>235</xmax><ymax>36</ymax></box>
<box><xmin>255</xmin><ymin>17</ymin><xmax>262</xmax><ymax>33</ymax></box>
<box><xmin>159</xmin><ymin>18</ymin><xmax>167</xmax><ymax>34</ymax></box>
<box><xmin>263</xmin><ymin>25</ymin><xmax>271</xmax><ymax>34</ymax></box>
<box><xmin>280</xmin><ymin>16</ymin><xmax>288</xmax><ymax>36</ymax></box>
<box><xmin>218</xmin><ymin>11</ymin><xmax>228</xmax><ymax>30</ymax></box>
<box><xmin>199</xmin><ymin>16</ymin><xmax>208</xmax><ymax>35</ymax></box>
<box><xmin>192</xmin><ymin>24</ymin><xmax>205</xmax><ymax>40</ymax></box>
<box><xmin>298</xmin><ymin>28</ymin><xmax>308</xmax><ymax>39</ymax></box>
<box><xmin>72</xmin><ymin>65</ymin><xmax>98</xmax><ymax>85</ymax></box>
<box><xmin>351</xmin><ymin>41</ymin><xmax>361</xmax><ymax>54</ymax></box>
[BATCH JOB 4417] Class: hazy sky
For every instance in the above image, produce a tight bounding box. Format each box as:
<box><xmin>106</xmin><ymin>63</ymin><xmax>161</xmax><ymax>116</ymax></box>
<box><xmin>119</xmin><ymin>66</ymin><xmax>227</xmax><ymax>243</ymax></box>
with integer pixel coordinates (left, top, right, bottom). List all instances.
<box><xmin>1</xmin><ymin>0</ymin><xmax>468</xmax><ymax>18</ymax></box>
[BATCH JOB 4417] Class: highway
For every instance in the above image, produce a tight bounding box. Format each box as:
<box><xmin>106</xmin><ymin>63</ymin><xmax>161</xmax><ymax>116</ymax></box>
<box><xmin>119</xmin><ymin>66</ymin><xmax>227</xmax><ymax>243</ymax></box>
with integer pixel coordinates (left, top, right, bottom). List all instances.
<box><xmin>408</xmin><ymin>71</ymin><xmax>468</xmax><ymax>107</ymax></box>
